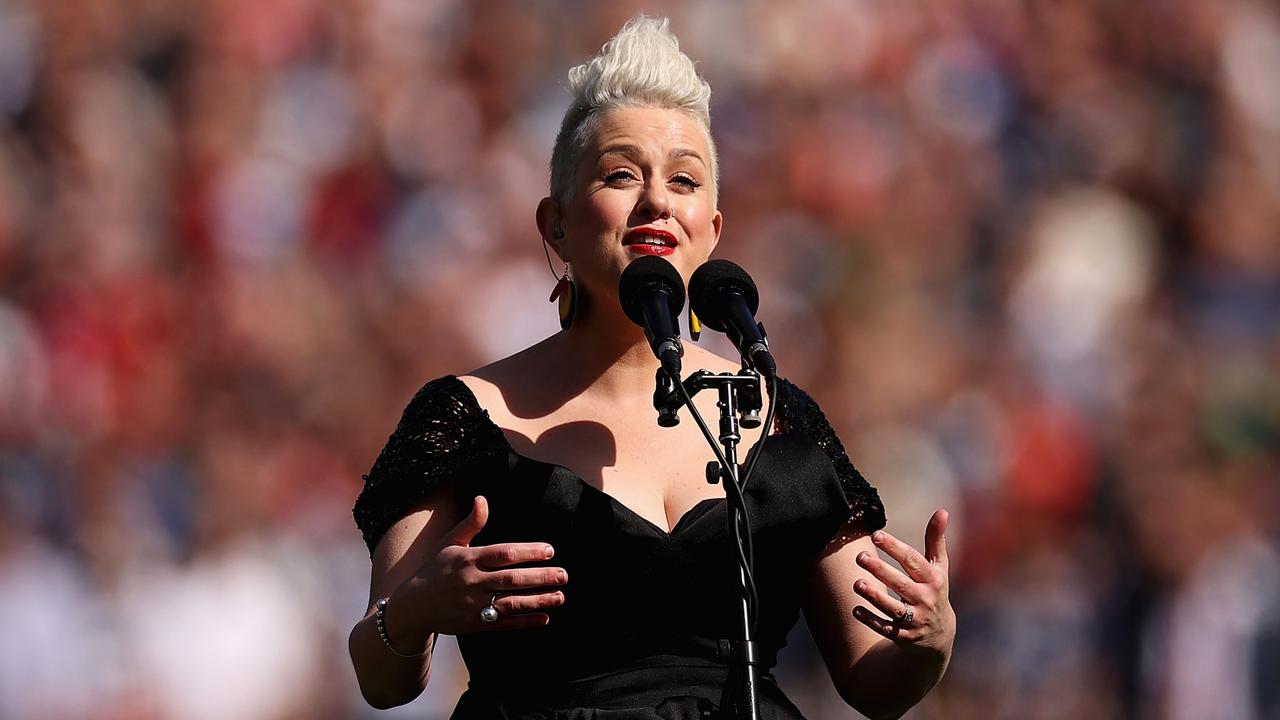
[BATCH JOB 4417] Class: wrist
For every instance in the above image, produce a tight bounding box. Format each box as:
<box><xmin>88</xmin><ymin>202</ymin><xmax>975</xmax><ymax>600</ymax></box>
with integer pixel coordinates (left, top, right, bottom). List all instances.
<box><xmin>378</xmin><ymin>582</ymin><xmax>435</xmax><ymax>656</ymax></box>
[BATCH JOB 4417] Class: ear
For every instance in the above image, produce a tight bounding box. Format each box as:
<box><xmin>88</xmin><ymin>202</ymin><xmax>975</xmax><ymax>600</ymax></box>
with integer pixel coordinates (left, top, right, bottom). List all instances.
<box><xmin>536</xmin><ymin>197</ymin><xmax>568</xmax><ymax>263</ymax></box>
<box><xmin>708</xmin><ymin>209</ymin><xmax>723</xmax><ymax>257</ymax></box>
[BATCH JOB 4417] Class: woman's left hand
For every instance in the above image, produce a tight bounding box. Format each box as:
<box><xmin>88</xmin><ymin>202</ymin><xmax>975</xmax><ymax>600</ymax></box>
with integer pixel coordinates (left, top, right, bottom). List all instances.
<box><xmin>851</xmin><ymin>509</ymin><xmax>955</xmax><ymax>657</ymax></box>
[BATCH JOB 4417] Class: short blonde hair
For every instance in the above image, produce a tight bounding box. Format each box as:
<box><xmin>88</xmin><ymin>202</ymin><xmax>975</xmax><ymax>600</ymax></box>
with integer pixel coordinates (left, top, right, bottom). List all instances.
<box><xmin>549</xmin><ymin>15</ymin><xmax>718</xmax><ymax>205</ymax></box>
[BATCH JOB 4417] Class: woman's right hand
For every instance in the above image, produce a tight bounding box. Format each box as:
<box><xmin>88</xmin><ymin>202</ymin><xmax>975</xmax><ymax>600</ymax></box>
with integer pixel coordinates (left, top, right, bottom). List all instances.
<box><xmin>396</xmin><ymin>495</ymin><xmax>568</xmax><ymax>634</ymax></box>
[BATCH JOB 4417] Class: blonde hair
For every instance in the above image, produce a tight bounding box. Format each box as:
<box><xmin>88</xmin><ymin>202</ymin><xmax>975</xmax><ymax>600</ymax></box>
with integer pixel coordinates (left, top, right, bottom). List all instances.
<box><xmin>549</xmin><ymin>15</ymin><xmax>718</xmax><ymax>204</ymax></box>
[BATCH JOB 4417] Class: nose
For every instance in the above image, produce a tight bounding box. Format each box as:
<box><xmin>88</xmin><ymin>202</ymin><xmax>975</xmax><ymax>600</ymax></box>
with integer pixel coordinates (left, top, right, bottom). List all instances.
<box><xmin>635</xmin><ymin>179</ymin><xmax>672</xmax><ymax>221</ymax></box>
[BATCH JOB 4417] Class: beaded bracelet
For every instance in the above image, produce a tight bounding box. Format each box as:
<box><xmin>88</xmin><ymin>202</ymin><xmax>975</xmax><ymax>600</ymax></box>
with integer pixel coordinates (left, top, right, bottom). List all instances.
<box><xmin>375</xmin><ymin>597</ymin><xmax>427</xmax><ymax>658</ymax></box>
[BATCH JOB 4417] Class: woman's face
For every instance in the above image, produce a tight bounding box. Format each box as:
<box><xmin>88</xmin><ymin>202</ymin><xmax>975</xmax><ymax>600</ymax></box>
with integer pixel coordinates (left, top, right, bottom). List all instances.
<box><xmin>547</xmin><ymin>106</ymin><xmax>722</xmax><ymax>304</ymax></box>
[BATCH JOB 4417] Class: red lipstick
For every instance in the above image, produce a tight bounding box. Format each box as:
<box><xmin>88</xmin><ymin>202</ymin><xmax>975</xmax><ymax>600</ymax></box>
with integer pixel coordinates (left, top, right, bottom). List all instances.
<box><xmin>623</xmin><ymin>228</ymin><xmax>678</xmax><ymax>256</ymax></box>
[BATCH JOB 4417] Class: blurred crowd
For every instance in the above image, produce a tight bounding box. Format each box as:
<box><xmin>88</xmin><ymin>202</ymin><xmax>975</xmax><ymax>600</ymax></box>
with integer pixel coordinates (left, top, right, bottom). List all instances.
<box><xmin>0</xmin><ymin>0</ymin><xmax>1278</xmax><ymax>718</ymax></box>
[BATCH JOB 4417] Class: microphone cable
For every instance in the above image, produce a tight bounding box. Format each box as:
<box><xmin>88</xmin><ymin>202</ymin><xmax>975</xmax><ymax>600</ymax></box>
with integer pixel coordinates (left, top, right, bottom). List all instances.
<box><xmin>671</xmin><ymin>371</ymin><xmax>778</xmax><ymax>635</ymax></box>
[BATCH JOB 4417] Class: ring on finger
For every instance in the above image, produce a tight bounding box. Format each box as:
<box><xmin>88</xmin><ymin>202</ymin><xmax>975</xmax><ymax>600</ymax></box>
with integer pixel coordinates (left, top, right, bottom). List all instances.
<box><xmin>896</xmin><ymin>604</ymin><xmax>914</xmax><ymax>626</ymax></box>
<box><xmin>480</xmin><ymin>593</ymin><xmax>500</xmax><ymax>623</ymax></box>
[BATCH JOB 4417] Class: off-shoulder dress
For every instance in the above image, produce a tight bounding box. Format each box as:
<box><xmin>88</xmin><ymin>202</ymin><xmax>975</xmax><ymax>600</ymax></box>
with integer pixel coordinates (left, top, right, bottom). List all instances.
<box><xmin>354</xmin><ymin>375</ymin><xmax>885</xmax><ymax>720</ymax></box>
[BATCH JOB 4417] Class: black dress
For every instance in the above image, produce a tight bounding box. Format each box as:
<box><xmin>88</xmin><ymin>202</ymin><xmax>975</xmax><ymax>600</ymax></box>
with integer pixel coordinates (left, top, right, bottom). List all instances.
<box><xmin>353</xmin><ymin>375</ymin><xmax>885</xmax><ymax>719</ymax></box>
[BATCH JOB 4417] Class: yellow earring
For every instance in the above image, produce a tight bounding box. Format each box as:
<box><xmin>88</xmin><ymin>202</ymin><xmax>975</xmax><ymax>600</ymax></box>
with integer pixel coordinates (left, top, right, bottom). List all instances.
<box><xmin>689</xmin><ymin>306</ymin><xmax>701</xmax><ymax>341</ymax></box>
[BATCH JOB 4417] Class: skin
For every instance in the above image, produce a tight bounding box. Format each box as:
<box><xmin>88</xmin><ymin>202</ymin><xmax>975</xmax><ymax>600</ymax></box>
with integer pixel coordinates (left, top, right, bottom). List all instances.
<box><xmin>348</xmin><ymin>107</ymin><xmax>955</xmax><ymax>718</ymax></box>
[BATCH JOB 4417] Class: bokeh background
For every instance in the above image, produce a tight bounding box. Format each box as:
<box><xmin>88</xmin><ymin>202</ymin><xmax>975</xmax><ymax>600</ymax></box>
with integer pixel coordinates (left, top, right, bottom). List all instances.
<box><xmin>1</xmin><ymin>0</ymin><xmax>1278</xmax><ymax>718</ymax></box>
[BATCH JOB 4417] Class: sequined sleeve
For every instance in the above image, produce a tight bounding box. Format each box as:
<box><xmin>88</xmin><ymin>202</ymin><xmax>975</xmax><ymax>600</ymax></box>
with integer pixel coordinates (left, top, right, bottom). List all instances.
<box><xmin>775</xmin><ymin>378</ymin><xmax>887</xmax><ymax>533</ymax></box>
<box><xmin>352</xmin><ymin>375</ymin><xmax>508</xmax><ymax>555</ymax></box>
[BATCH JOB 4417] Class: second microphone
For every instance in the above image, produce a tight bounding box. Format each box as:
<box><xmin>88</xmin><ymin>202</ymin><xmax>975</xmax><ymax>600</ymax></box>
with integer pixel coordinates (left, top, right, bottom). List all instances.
<box><xmin>689</xmin><ymin>260</ymin><xmax>776</xmax><ymax>379</ymax></box>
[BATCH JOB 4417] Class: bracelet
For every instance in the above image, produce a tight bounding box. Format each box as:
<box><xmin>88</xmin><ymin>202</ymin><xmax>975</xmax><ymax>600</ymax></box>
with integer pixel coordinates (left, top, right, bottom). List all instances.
<box><xmin>375</xmin><ymin>597</ymin><xmax>427</xmax><ymax>658</ymax></box>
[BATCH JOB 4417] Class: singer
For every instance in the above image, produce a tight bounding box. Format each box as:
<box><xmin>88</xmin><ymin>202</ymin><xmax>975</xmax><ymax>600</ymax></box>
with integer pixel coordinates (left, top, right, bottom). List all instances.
<box><xmin>349</xmin><ymin>15</ymin><xmax>954</xmax><ymax>720</ymax></box>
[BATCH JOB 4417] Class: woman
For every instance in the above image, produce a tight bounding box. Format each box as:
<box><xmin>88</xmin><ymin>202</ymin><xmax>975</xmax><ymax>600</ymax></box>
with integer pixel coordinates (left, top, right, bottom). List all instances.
<box><xmin>349</xmin><ymin>16</ymin><xmax>954</xmax><ymax>720</ymax></box>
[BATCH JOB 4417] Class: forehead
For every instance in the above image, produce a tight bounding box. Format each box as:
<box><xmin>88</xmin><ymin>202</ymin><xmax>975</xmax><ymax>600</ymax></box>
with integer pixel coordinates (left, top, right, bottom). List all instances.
<box><xmin>584</xmin><ymin>107</ymin><xmax>711</xmax><ymax>163</ymax></box>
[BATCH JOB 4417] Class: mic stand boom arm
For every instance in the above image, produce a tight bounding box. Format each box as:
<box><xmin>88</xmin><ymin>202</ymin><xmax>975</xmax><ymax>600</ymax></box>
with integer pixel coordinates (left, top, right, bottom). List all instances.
<box><xmin>654</xmin><ymin>368</ymin><xmax>763</xmax><ymax>720</ymax></box>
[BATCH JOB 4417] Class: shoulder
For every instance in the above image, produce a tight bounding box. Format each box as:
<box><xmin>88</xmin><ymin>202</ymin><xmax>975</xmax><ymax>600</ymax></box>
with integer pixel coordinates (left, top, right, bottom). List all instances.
<box><xmin>372</xmin><ymin>374</ymin><xmax>506</xmax><ymax>461</ymax></box>
<box><xmin>399</xmin><ymin>375</ymin><xmax>481</xmax><ymax>421</ymax></box>
<box><xmin>771</xmin><ymin>377</ymin><xmax>823</xmax><ymax>430</ymax></box>
<box><xmin>379</xmin><ymin>374</ymin><xmax>508</xmax><ymax>452</ymax></box>
<box><xmin>682</xmin><ymin>344</ymin><xmax>745</xmax><ymax>374</ymax></box>
<box><xmin>772</xmin><ymin>377</ymin><xmax>887</xmax><ymax>534</ymax></box>
<box><xmin>455</xmin><ymin>334</ymin><xmax>572</xmax><ymax>418</ymax></box>
<box><xmin>352</xmin><ymin>375</ymin><xmax>507</xmax><ymax>555</ymax></box>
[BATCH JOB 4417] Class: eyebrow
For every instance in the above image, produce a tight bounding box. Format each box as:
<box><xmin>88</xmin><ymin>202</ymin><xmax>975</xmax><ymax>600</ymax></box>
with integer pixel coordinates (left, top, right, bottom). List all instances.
<box><xmin>598</xmin><ymin>144</ymin><xmax>706</xmax><ymax>167</ymax></box>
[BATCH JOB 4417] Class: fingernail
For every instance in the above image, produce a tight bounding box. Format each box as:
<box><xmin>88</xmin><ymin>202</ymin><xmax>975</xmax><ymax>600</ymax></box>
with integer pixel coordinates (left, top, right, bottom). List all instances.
<box><xmin>556</xmin><ymin>571</ymin><xmax>567</xmax><ymax>583</ymax></box>
<box><xmin>544</xmin><ymin>545</ymin><xmax>555</xmax><ymax>559</ymax></box>
<box><xmin>853</xmin><ymin>580</ymin><xmax>865</xmax><ymax>593</ymax></box>
<box><xmin>857</xmin><ymin>552</ymin><xmax>870</xmax><ymax>564</ymax></box>
<box><xmin>872</xmin><ymin>531</ymin><xmax>885</xmax><ymax>543</ymax></box>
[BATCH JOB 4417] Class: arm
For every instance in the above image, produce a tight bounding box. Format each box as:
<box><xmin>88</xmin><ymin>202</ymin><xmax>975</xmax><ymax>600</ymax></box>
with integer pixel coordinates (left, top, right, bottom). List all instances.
<box><xmin>348</xmin><ymin>496</ymin><xmax>568</xmax><ymax>709</ymax></box>
<box><xmin>348</xmin><ymin>504</ymin><xmax>444</xmax><ymax>709</ymax></box>
<box><xmin>805</xmin><ymin>510</ymin><xmax>955</xmax><ymax>720</ymax></box>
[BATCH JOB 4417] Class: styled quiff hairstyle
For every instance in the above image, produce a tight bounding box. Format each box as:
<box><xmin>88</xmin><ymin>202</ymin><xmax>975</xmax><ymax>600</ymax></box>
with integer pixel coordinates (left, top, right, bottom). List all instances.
<box><xmin>549</xmin><ymin>15</ymin><xmax>718</xmax><ymax>205</ymax></box>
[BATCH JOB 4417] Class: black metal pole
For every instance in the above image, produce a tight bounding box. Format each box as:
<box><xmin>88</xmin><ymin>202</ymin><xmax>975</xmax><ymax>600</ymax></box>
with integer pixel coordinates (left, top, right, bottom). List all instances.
<box><xmin>653</xmin><ymin>369</ymin><xmax>761</xmax><ymax>720</ymax></box>
<box><xmin>715</xmin><ymin>381</ymin><xmax>759</xmax><ymax>720</ymax></box>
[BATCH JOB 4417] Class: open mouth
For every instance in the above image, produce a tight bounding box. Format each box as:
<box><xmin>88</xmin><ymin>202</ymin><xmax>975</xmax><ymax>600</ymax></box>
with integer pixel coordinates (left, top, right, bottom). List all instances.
<box><xmin>623</xmin><ymin>228</ymin><xmax>678</xmax><ymax>254</ymax></box>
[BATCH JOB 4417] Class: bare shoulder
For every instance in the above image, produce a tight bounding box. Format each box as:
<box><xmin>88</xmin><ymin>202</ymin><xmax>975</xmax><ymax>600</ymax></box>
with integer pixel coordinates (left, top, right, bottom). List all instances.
<box><xmin>456</xmin><ymin>358</ymin><xmax>522</xmax><ymax>421</ymax></box>
<box><xmin>682</xmin><ymin>344</ymin><xmax>743</xmax><ymax>374</ymax></box>
<box><xmin>457</xmin><ymin>335</ymin><xmax>565</xmax><ymax>422</ymax></box>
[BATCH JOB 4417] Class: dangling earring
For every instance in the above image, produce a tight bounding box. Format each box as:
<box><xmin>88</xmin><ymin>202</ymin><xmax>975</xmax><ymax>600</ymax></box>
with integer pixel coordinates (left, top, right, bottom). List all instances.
<box><xmin>549</xmin><ymin>264</ymin><xmax>576</xmax><ymax>330</ymax></box>
<box><xmin>543</xmin><ymin>225</ymin><xmax>574</xmax><ymax>330</ymax></box>
<box><xmin>689</xmin><ymin>306</ymin><xmax>701</xmax><ymax>341</ymax></box>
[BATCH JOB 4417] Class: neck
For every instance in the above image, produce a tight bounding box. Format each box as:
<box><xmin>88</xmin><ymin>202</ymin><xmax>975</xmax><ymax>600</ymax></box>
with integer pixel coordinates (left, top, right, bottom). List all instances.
<box><xmin>544</xmin><ymin>287</ymin><xmax>674</xmax><ymax>402</ymax></box>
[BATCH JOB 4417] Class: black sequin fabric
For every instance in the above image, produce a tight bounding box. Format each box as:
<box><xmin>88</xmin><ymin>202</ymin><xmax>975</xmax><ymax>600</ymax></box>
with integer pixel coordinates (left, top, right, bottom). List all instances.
<box><xmin>352</xmin><ymin>377</ymin><xmax>507</xmax><ymax>554</ymax></box>
<box><xmin>772</xmin><ymin>379</ymin><xmax>887</xmax><ymax>533</ymax></box>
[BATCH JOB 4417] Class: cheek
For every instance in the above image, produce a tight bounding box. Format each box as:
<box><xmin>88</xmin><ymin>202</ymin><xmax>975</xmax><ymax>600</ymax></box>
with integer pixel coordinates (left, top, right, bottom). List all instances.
<box><xmin>564</xmin><ymin>198</ymin><xmax>627</xmax><ymax>261</ymax></box>
<box><xmin>580</xmin><ymin>192</ymin><xmax>632</xmax><ymax>227</ymax></box>
<box><xmin>678</xmin><ymin>202</ymin><xmax>718</xmax><ymax>241</ymax></box>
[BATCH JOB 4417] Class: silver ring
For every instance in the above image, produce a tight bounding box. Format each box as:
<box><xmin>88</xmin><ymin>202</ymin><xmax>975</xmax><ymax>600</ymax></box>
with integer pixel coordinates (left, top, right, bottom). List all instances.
<box><xmin>898</xmin><ymin>605</ymin><xmax>914</xmax><ymax>625</ymax></box>
<box><xmin>480</xmin><ymin>594</ymin><xmax>500</xmax><ymax>623</ymax></box>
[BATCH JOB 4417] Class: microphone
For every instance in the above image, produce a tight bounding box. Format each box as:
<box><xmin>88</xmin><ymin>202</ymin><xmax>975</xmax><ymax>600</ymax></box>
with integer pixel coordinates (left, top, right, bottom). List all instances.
<box><xmin>618</xmin><ymin>256</ymin><xmax>685</xmax><ymax>378</ymax></box>
<box><xmin>688</xmin><ymin>260</ymin><xmax>776</xmax><ymax>379</ymax></box>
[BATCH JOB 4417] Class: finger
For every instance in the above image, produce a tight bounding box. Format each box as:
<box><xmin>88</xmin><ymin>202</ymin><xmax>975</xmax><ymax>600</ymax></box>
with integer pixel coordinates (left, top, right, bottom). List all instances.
<box><xmin>854</xmin><ymin>579</ymin><xmax>915</xmax><ymax>626</ymax></box>
<box><xmin>871</xmin><ymin>529</ymin><xmax>935</xmax><ymax>584</ymax></box>
<box><xmin>443</xmin><ymin>496</ymin><xmax>489</xmax><ymax>547</ymax></box>
<box><xmin>484</xmin><ymin>567</ymin><xmax>569</xmax><ymax>591</ymax></box>
<box><xmin>851</xmin><ymin>606</ymin><xmax>906</xmax><ymax>641</ymax></box>
<box><xmin>925</xmin><ymin>509</ymin><xmax>949</xmax><ymax>567</ymax></box>
<box><xmin>495</xmin><ymin>590</ymin><xmax>566</xmax><ymax>615</ymax></box>
<box><xmin>473</xmin><ymin>542</ymin><xmax>557</xmax><ymax>570</ymax></box>
<box><xmin>856</xmin><ymin>550</ymin><xmax>922</xmax><ymax>603</ymax></box>
<box><xmin>481</xmin><ymin>613</ymin><xmax>551</xmax><ymax>632</ymax></box>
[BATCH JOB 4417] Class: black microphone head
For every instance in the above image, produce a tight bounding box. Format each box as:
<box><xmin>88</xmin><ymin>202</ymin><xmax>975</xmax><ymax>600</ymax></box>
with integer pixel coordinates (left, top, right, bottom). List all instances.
<box><xmin>618</xmin><ymin>256</ymin><xmax>686</xmax><ymax>328</ymax></box>
<box><xmin>688</xmin><ymin>260</ymin><xmax>759</xmax><ymax>332</ymax></box>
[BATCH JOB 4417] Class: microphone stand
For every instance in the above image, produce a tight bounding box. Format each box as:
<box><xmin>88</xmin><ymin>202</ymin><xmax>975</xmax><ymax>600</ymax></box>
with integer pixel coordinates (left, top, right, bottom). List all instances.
<box><xmin>654</xmin><ymin>367</ymin><xmax>763</xmax><ymax>720</ymax></box>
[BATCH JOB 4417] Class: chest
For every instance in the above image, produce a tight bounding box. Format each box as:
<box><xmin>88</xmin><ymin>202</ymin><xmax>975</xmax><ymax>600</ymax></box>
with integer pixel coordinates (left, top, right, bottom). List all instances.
<box><xmin>458</xmin><ymin>425</ymin><xmax>848</xmax><ymax>686</ymax></box>
<box><xmin>496</xmin><ymin>397</ymin><xmax>766</xmax><ymax>534</ymax></box>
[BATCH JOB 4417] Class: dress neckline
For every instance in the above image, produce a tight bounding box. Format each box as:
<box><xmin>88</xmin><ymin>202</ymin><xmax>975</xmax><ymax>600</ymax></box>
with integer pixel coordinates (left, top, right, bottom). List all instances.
<box><xmin>442</xmin><ymin>374</ymin><xmax>784</xmax><ymax>538</ymax></box>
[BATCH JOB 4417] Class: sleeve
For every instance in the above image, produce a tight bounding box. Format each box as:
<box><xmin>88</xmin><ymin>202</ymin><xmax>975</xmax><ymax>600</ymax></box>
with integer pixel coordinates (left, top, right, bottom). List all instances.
<box><xmin>352</xmin><ymin>375</ymin><xmax>509</xmax><ymax>556</ymax></box>
<box><xmin>774</xmin><ymin>378</ymin><xmax>887</xmax><ymax>534</ymax></box>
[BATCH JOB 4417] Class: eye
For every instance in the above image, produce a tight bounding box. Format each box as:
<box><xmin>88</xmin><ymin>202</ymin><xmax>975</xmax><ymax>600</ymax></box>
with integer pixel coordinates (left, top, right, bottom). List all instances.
<box><xmin>670</xmin><ymin>174</ymin><xmax>701</xmax><ymax>190</ymax></box>
<box><xmin>605</xmin><ymin>170</ymin><xmax>637</xmax><ymax>184</ymax></box>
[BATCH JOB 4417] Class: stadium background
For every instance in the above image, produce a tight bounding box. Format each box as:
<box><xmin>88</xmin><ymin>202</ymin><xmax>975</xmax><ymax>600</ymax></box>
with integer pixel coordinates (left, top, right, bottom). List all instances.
<box><xmin>0</xmin><ymin>1</ymin><xmax>1278</xmax><ymax>718</ymax></box>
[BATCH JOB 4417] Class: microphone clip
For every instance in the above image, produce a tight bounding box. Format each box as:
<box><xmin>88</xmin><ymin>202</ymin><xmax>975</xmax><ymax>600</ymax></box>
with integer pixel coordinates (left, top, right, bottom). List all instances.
<box><xmin>652</xmin><ymin>368</ymin><xmax>763</xmax><ymax>430</ymax></box>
